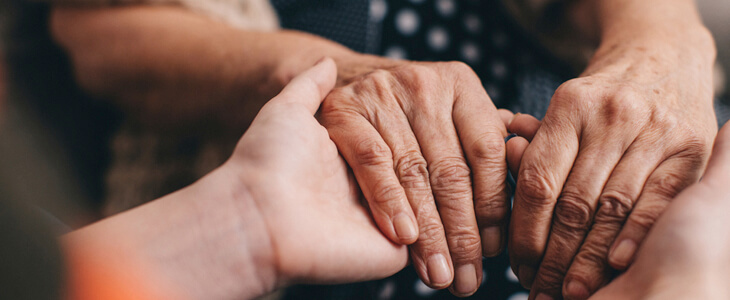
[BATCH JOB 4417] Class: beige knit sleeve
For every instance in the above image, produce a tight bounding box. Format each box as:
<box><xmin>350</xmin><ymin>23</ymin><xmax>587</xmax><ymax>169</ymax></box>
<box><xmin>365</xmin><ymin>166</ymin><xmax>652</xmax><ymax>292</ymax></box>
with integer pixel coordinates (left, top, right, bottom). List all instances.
<box><xmin>35</xmin><ymin>0</ymin><xmax>279</xmax><ymax>31</ymax></box>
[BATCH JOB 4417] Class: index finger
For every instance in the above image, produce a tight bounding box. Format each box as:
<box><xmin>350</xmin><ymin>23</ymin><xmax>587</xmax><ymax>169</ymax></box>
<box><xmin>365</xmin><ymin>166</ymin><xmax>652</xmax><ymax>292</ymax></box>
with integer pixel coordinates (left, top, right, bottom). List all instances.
<box><xmin>508</xmin><ymin>113</ymin><xmax>580</xmax><ymax>289</ymax></box>
<box><xmin>453</xmin><ymin>86</ymin><xmax>510</xmax><ymax>258</ymax></box>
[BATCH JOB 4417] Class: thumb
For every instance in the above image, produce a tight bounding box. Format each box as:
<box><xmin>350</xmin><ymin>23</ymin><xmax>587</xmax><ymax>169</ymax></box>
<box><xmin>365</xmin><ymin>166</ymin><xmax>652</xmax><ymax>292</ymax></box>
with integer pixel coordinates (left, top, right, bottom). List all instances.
<box><xmin>270</xmin><ymin>57</ymin><xmax>338</xmax><ymax>114</ymax></box>
<box><xmin>702</xmin><ymin>122</ymin><xmax>730</xmax><ymax>184</ymax></box>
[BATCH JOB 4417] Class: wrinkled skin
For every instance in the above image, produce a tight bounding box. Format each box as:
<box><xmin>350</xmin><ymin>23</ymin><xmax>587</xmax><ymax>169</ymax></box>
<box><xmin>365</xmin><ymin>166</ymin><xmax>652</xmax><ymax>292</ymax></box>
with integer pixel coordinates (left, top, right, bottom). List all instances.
<box><xmin>507</xmin><ymin>35</ymin><xmax>717</xmax><ymax>300</ymax></box>
<box><xmin>319</xmin><ymin>59</ymin><xmax>510</xmax><ymax>296</ymax></box>
<box><xmin>590</xmin><ymin>122</ymin><xmax>730</xmax><ymax>300</ymax></box>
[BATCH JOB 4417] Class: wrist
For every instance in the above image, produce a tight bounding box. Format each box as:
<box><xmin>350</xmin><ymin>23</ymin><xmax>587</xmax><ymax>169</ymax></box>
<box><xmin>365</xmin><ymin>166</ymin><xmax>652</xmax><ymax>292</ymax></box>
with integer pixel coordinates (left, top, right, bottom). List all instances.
<box><xmin>586</xmin><ymin>25</ymin><xmax>715</xmax><ymax>77</ymax></box>
<box><xmin>194</xmin><ymin>164</ymin><xmax>280</xmax><ymax>299</ymax></box>
<box><xmin>597</xmin><ymin>23</ymin><xmax>715</xmax><ymax>65</ymax></box>
<box><xmin>63</xmin><ymin>164</ymin><xmax>280</xmax><ymax>300</ymax></box>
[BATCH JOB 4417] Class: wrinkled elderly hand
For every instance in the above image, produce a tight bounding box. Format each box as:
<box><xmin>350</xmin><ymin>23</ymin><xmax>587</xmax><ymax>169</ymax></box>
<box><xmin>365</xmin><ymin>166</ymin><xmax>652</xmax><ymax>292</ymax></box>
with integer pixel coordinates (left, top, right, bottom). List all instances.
<box><xmin>507</xmin><ymin>35</ymin><xmax>717</xmax><ymax>299</ymax></box>
<box><xmin>319</xmin><ymin>56</ymin><xmax>510</xmax><ymax>296</ymax></box>
<box><xmin>590</xmin><ymin>123</ymin><xmax>730</xmax><ymax>300</ymax></box>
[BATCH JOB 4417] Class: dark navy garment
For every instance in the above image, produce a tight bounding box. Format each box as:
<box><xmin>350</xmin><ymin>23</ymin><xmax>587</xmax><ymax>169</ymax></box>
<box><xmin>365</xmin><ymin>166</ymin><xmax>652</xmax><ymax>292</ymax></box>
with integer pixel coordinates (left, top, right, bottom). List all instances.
<box><xmin>273</xmin><ymin>0</ymin><xmax>572</xmax><ymax>299</ymax></box>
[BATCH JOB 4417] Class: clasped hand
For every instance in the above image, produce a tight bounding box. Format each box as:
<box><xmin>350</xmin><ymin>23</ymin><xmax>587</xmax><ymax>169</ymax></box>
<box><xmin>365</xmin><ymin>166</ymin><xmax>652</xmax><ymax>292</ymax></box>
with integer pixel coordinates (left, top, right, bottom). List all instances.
<box><xmin>238</xmin><ymin>50</ymin><xmax>715</xmax><ymax>299</ymax></box>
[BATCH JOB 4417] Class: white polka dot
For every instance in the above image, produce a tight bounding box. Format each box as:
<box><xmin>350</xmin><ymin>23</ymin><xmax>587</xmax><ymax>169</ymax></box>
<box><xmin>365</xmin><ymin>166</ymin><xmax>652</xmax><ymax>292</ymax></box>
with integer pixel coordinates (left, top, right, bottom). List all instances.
<box><xmin>427</xmin><ymin>26</ymin><xmax>450</xmax><ymax>52</ymax></box>
<box><xmin>508</xmin><ymin>292</ymin><xmax>530</xmax><ymax>300</ymax></box>
<box><xmin>461</xmin><ymin>42</ymin><xmax>481</xmax><ymax>63</ymax></box>
<box><xmin>396</xmin><ymin>9</ymin><xmax>420</xmax><ymax>36</ymax></box>
<box><xmin>464</xmin><ymin>14</ymin><xmax>482</xmax><ymax>34</ymax></box>
<box><xmin>414</xmin><ymin>279</ymin><xmax>438</xmax><ymax>297</ymax></box>
<box><xmin>377</xmin><ymin>280</ymin><xmax>396</xmax><ymax>300</ymax></box>
<box><xmin>491</xmin><ymin>60</ymin><xmax>508</xmax><ymax>79</ymax></box>
<box><xmin>384</xmin><ymin>46</ymin><xmax>408</xmax><ymax>60</ymax></box>
<box><xmin>436</xmin><ymin>0</ymin><xmax>456</xmax><ymax>17</ymax></box>
<box><xmin>370</xmin><ymin>0</ymin><xmax>388</xmax><ymax>22</ymax></box>
<box><xmin>505</xmin><ymin>266</ymin><xmax>519</xmax><ymax>283</ymax></box>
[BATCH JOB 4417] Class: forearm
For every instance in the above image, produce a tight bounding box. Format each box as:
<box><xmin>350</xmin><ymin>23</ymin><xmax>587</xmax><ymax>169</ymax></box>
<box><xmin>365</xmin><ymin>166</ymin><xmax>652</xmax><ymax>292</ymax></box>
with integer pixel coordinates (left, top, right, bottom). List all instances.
<box><xmin>61</xmin><ymin>166</ymin><xmax>275</xmax><ymax>300</ymax></box>
<box><xmin>571</xmin><ymin>0</ymin><xmax>715</xmax><ymax>64</ymax></box>
<box><xmin>50</xmin><ymin>5</ymin><xmax>368</xmax><ymax>130</ymax></box>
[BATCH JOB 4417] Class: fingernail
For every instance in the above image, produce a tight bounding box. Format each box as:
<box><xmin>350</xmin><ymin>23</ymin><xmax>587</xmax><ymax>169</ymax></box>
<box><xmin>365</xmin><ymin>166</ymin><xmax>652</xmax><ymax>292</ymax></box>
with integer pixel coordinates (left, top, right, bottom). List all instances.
<box><xmin>610</xmin><ymin>239</ymin><xmax>637</xmax><ymax>268</ymax></box>
<box><xmin>427</xmin><ymin>254</ymin><xmax>452</xmax><ymax>287</ymax></box>
<box><xmin>565</xmin><ymin>280</ymin><xmax>589</xmax><ymax>300</ymax></box>
<box><xmin>536</xmin><ymin>293</ymin><xmax>554</xmax><ymax>300</ymax></box>
<box><xmin>393</xmin><ymin>213</ymin><xmax>417</xmax><ymax>242</ymax></box>
<box><xmin>454</xmin><ymin>264</ymin><xmax>478</xmax><ymax>295</ymax></box>
<box><xmin>481</xmin><ymin>226</ymin><xmax>502</xmax><ymax>257</ymax></box>
<box><xmin>518</xmin><ymin>265</ymin><xmax>536</xmax><ymax>289</ymax></box>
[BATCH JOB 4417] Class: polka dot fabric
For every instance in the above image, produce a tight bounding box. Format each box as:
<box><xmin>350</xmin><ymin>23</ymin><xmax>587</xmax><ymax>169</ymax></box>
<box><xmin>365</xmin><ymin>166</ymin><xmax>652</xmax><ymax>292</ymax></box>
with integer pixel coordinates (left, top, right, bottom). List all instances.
<box><xmin>377</xmin><ymin>0</ymin><xmax>570</xmax><ymax>108</ymax></box>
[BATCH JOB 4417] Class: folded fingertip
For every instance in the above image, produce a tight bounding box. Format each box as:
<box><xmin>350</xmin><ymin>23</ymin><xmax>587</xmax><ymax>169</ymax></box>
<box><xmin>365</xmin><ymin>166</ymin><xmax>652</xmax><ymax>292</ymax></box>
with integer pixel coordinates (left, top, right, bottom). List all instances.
<box><xmin>518</xmin><ymin>265</ymin><xmax>536</xmax><ymax>289</ymax></box>
<box><xmin>608</xmin><ymin>239</ymin><xmax>636</xmax><ymax>270</ymax></box>
<box><xmin>508</xmin><ymin>113</ymin><xmax>541</xmax><ymax>141</ymax></box>
<box><xmin>506</xmin><ymin>136</ymin><xmax>529</xmax><ymax>177</ymax></box>
<box><xmin>392</xmin><ymin>213</ymin><xmax>418</xmax><ymax>244</ymax></box>
<box><xmin>564</xmin><ymin>280</ymin><xmax>590</xmax><ymax>300</ymax></box>
<box><xmin>498</xmin><ymin>109</ymin><xmax>515</xmax><ymax>128</ymax></box>
<box><xmin>481</xmin><ymin>226</ymin><xmax>503</xmax><ymax>257</ymax></box>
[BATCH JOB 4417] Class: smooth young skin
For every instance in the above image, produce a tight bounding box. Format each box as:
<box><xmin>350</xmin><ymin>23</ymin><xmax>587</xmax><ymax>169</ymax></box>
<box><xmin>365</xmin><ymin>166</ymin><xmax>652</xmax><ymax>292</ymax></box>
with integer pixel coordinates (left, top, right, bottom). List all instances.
<box><xmin>589</xmin><ymin>122</ymin><xmax>730</xmax><ymax>300</ymax></box>
<box><xmin>62</xmin><ymin>59</ymin><xmax>408</xmax><ymax>300</ymax></box>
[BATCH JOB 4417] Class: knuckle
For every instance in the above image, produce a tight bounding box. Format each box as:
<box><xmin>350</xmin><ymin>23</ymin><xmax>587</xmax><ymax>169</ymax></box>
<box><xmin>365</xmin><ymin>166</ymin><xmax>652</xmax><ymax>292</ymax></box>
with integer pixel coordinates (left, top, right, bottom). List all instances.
<box><xmin>516</xmin><ymin>165</ymin><xmax>558</xmax><ymax>207</ymax></box>
<box><xmin>573</xmin><ymin>240</ymin><xmax>611</xmax><ymax>270</ymax></box>
<box><xmin>442</xmin><ymin>61</ymin><xmax>478</xmax><ymax>80</ymax></box>
<box><xmin>627</xmin><ymin>207</ymin><xmax>663</xmax><ymax>233</ymax></box>
<box><xmin>394</xmin><ymin>152</ymin><xmax>430</xmax><ymax>189</ymax></box>
<box><xmin>552</xmin><ymin>79</ymin><xmax>586</xmax><ymax>104</ymax></box>
<box><xmin>596</xmin><ymin>190</ymin><xmax>634</xmax><ymax>223</ymax></box>
<box><xmin>537</xmin><ymin>259</ymin><xmax>568</xmax><ymax>289</ymax></box>
<box><xmin>650</xmin><ymin>169</ymin><xmax>690</xmax><ymax>199</ymax></box>
<box><xmin>370</xmin><ymin>179</ymin><xmax>405</xmax><ymax>208</ymax></box>
<box><xmin>448</xmin><ymin>231</ymin><xmax>483</xmax><ymax>261</ymax></box>
<box><xmin>474</xmin><ymin>191</ymin><xmax>510</xmax><ymax>225</ymax></box>
<box><xmin>353</xmin><ymin>137</ymin><xmax>393</xmax><ymax>167</ymax></box>
<box><xmin>319</xmin><ymin>89</ymin><xmax>351</xmax><ymax>116</ymax></box>
<box><xmin>392</xmin><ymin>64</ymin><xmax>437</xmax><ymax>93</ymax></box>
<box><xmin>553</xmin><ymin>193</ymin><xmax>593</xmax><ymax>233</ymax></box>
<box><xmin>418</xmin><ymin>220</ymin><xmax>447</xmax><ymax>247</ymax></box>
<box><xmin>469</xmin><ymin>131</ymin><xmax>506</xmax><ymax>162</ymax></box>
<box><xmin>428</xmin><ymin>158</ymin><xmax>472</xmax><ymax>192</ymax></box>
<box><xmin>598</xmin><ymin>93</ymin><xmax>644</xmax><ymax>125</ymax></box>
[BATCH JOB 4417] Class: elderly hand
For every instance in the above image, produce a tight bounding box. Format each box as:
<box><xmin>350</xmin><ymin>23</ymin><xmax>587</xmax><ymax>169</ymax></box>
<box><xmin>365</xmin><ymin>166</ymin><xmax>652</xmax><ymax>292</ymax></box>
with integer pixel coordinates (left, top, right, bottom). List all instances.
<box><xmin>228</xmin><ymin>58</ymin><xmax>409</xmax><ymax>291</ymax></box>
<box><xmin>508</xmin><ymin>31</ymin><xmax>718</xmax><ymax>299</ymax></box>
<box><xmin>589</xmin><ymin>122</ymin><xmax>730</xmax><ymax>300</ymax></box>
<box><xmin>319</xmin><ymin>56</ymin><xmax>510</xmax><ymax>296</ymax></box>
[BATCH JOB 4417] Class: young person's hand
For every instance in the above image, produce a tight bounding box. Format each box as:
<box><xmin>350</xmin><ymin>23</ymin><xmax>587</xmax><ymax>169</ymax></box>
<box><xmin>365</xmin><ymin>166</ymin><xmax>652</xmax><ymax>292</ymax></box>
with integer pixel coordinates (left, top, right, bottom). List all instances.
<box><xmin>62</xmin><ymin>59</ymin><xmax>409</xmax><ymax>300</ymax></box>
